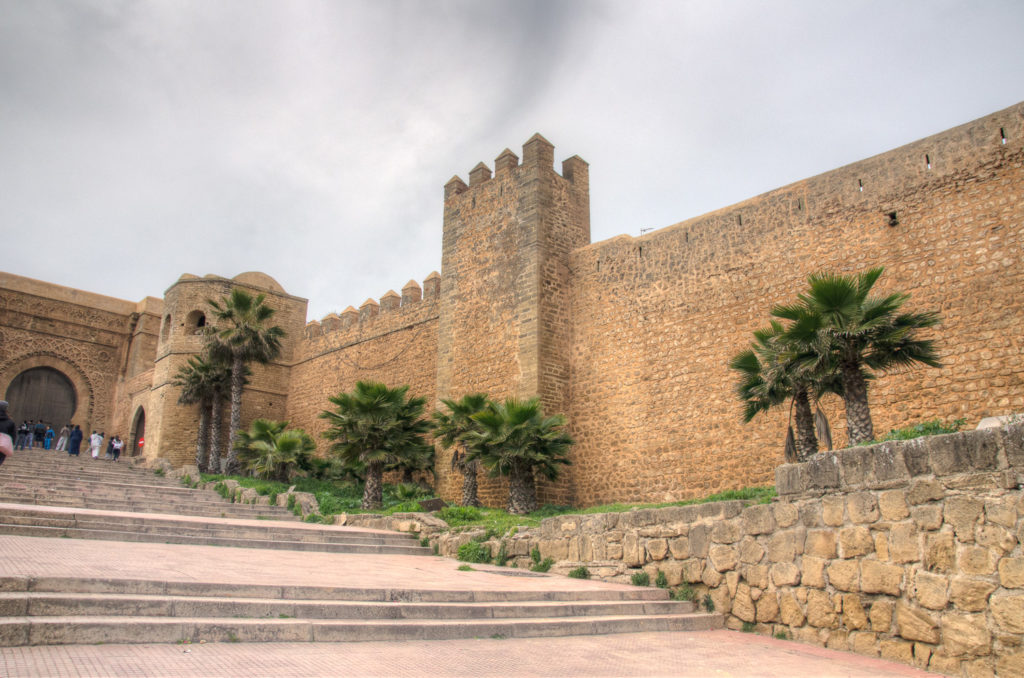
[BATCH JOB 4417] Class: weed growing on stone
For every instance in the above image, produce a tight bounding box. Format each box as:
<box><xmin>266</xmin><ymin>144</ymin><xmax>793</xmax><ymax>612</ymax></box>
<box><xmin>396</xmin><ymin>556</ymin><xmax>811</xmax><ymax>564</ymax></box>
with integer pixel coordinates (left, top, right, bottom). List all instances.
<box><xmin>531</xmin><ymin>558</ymin><xmax>554</xmax><ymax>573</ymax></box>
<box><xmin>457</xmin><ymin>541</ymin><xmax>490</xmax><ymax>563</ymax></box>
<box><xmin>457</xmin><ymin>564</ymin><xmax>474</xmax><ymax>571</ymax></box>
<box><xmin>227</xmin><ymin>632</ymin><xmax>240</xmax><ymax>643</ymax></box>
<box><xmin>774</xmin><ymin>630</ymin><xmax>789</xmax><ymax>640</ymax></box>
<box><xmin>493</xmin><ymin>543</ymin><xmax>509</xmax><ymax>566</ymax></box>
<box><xmin>490</xmin><ymin>634</ymin><xmax>506</xmax><ymax>639</ymax></box>
<box><xmin>630</xmin><ymin>571</ymin><xmax>650</xmax><ymax>586</ymax></box>
<box><xmin>154</xmin><ymin>468</ymin><xmax>165</xmax><ymax>477</ymax></box>
<box><xmin>856</xmin><ymin>418</ymin><xmax>967</xmax><ymax>446</ymax></box>
<box><xmin>655</xmin><ymin>570</ymin><xmax>668</xmax><ymax>589</ymax></box>
<box><xmin>671</xmin><ymin>583</ymin><xmax>695</xmax><ymax>601</ymax></box>
<box><xmin>567</xmin><ymin>566</ymin><xmax>590</xmax><ymax>579</ymax></box>
<box><xmin>702</xmin><ymin>594</ymin><xmax>715</xmax><ymax>612</ymax></box>
<box><xmin>741</xmin><ymin>621</ymin><xmax>755</xmax><ymax>633</ymax></box>
<box><xmin>420</xmin><ymin>536</ymin><xmax>430</xmax><ymax>547</ymax></box>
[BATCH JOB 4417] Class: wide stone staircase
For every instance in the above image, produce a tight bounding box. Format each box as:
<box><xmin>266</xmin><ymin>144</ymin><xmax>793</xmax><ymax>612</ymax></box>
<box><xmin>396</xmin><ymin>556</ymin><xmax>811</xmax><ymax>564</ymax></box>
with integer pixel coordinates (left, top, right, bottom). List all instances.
<box><xmin>0</xmin><ymin>451</ymin><xmax>720</xmax><ymax>645</ymax></box>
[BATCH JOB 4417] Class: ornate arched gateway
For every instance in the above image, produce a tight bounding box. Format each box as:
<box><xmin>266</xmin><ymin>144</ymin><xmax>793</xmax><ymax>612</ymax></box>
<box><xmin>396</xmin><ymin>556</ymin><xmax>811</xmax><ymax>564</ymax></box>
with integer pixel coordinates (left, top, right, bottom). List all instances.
<box><xmin>0</xmin><ymin>353</ymin><xmax>93</xmax><ymax>430</ymax></box>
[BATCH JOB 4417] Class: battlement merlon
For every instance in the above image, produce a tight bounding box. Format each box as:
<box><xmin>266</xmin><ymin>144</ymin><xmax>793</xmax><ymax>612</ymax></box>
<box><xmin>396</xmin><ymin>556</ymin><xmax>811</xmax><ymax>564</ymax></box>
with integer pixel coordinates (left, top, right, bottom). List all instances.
<box><xmin>305</xmin><ymin>273</ymin><xmax>442</xmax><ymax>338</ymax></box>
<box><xmin>443</xmin><ymin>134</ymin><xmax>589</xmax><ymax>201</ymax></box>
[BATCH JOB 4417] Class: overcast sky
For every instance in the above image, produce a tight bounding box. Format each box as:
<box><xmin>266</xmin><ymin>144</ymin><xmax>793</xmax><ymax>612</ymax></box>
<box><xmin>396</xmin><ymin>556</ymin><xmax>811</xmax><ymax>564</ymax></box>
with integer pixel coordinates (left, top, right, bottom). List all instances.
<box><xmin>2</xmin><ymin>0</ymin><xmax>1022</xmax><ymax>321</ymax></box>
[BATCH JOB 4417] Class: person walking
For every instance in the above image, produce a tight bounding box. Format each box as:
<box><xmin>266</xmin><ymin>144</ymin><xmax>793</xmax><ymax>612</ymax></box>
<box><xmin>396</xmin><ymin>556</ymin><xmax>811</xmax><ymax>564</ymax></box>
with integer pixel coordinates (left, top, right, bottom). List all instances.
<box><xmin>55</xmin><ymin>424</ymin><xmax>69</xmax><ymax>452</ymax></box>
<box><xmin>111</xmin><ymin>436</ymin><xmax>123</xmax><ymax>462</ymax></box>
<box><xmin>33</xmin><ymin>420</ymin><xmax>45</xmax><ymax>448</ymax></box>
<box><xmin>68</xmin><ymin>425</ymin><xmax>83</xmax><ymax>456</ymax></box>
<box><xmin>15</xmin><ymin>421</ymin><xmax>31</xmax><ymax>450</ymax></box>
<box><xmin>89</xmin><ymin>431</ymin><xmax>103</xmax><ymax>459</ymax></box>
<box><xmin>0</xmin><ymin>401</ymin><xmax>16</xmax><ymax>467</ymax></box>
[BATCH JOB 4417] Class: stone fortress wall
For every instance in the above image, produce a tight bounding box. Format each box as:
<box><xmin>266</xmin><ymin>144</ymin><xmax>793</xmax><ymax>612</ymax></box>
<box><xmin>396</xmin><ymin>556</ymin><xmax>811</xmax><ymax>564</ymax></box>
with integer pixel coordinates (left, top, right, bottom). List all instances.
<box><xmin>0</xmin><ymin>101</ymin><xmax>1021</xmax><ymax>506</ymax></box>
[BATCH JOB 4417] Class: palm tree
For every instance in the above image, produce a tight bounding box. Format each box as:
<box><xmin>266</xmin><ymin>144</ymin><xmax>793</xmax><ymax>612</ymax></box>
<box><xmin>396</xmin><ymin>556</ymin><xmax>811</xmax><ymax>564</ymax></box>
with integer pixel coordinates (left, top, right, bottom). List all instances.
<box><xmin>171</xmin><ymin>353</ymin><xmax>233</xmax><ymax>472</ymax></box>
<box><xmin>773</xmin><ymin>267</ymin><xmax>941</xmax><ymax>445</ymax></box>
<box><xmin>234</xmin><ymin>418</ymin><xmax>315</xmax><ymax>482</ymax></box>
<box><xmin>432</xmin><ymin>393</ymin><xmax>491</xmax><ymax>507</ymax></box>
<box><xmin>465</xmin><ymin>397</ymin><xmax>572</xmax><ymax>515</ymax></box>
<box><xmin>386</xmin><ymin>395</ymin><xmax>434</xmax><ymax>485</ymax></box>
<box><xmin>207</xmin><ymin>288</ymin><xmax>285</xmax><ymax>475</ymax></box>
<box><xmin>320</xmin><ymin>381</ymin><xmax>428</xmax><ymax>510</ymax></box>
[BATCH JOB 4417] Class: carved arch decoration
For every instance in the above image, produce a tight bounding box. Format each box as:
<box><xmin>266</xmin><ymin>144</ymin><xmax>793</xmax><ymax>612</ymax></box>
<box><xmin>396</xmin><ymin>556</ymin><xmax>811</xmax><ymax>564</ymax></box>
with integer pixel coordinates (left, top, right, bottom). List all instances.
<box><xmin>0</xmin><ymin>352</ymin><xmax>95</xmax><ymax>429</ymax></box>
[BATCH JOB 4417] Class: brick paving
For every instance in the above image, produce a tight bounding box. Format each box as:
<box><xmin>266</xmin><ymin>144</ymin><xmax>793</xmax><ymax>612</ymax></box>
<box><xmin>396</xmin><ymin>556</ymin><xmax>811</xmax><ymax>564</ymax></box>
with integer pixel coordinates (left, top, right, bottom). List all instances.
<box><xmin>0</xmin><ymin>631</ymin><xmax>940</xmax><ymax>677</ymax></box>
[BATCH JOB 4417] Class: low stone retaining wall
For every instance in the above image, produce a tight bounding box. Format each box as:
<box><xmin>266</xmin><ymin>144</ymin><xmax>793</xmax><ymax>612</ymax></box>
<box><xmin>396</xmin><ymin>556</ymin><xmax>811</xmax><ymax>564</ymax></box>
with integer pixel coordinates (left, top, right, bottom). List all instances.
<box><xmin>425</xmin><ymin>423</ymin><xmax>1024</xmax><ymax>677</ymax></box>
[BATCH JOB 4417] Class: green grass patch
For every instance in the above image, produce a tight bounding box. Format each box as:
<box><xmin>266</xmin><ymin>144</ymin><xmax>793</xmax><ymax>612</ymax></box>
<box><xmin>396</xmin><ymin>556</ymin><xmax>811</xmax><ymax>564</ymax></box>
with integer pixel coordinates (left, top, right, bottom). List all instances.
<box><xmin>671</xmin><ymin>583</ymin><xmax>695</xmax><ymax>601</ymax></box>
<box><xmin>630</xmin><ymin>571</ymin><xmax>650</xmax><ymax>586</ymax></box>
<box><xmin>855</xmin><ymin>418</ymin><xmax>967</xmax><ymax>446</ymax></box>
<box><xmin>457</xmin><ymin>564</ymin><xmax>474</xmax><ymax>571</ymax></box>
<box><xmin>655</xmin><ymin>570</ymin><xmax>668</xmax><ymax>589</ymax></box>
<box><xmin>457</xmin><ymin>541</ymin><xmax>491</xmax><ymax>563</ymax></box>
<box><xmin>567</xmin><ymin>566</ymin><xmax>590</xmax><ymax>579</ymax></box>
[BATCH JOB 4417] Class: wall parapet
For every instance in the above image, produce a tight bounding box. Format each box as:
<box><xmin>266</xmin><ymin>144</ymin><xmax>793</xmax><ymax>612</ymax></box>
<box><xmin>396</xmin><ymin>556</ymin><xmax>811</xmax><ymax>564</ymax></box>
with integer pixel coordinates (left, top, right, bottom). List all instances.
<box><xmin>302</xmin><ymin>272</ymin><xmax>440</xmax><ymax>342</ymax></box>
<box><xmin>777</xmin><ymin>424</ymin><xmax>1024</xmax><ymax>497</ymax></box>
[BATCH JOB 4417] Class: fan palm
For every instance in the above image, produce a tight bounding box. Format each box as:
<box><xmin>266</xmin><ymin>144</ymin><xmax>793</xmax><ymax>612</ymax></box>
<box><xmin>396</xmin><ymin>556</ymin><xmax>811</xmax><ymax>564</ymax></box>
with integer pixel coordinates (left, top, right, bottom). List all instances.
<box><xmin>172</xmin><ymin>353</ymin><xmax>232</xmax><ymax>472</ymax></box>
<box><xmin>432</xmin><ymin>393</ymin><xmax>491</xmax><ymax>507</ymax></box>
<box><xmin>234</xmin><ymin>418</ymin><xmax>315</xmax><ymax>481</ymax></box>
<box><xmin>207</xmin><ymin>288</ymin><xmax>285</xmax><ymax>474</ymax></box>
<box><xmin>320</xmin><ymin>381</ymin><xmax>428</xmax><ymax>510</ymax></box>
<box><xmin>465</xmin><ymin>397</ymin><xmax>572</xmax><ymax>515</ymax></box>
<box><xmin>774</xmin><ymin>267</ymin><xmax>941</xmax><ymax>445</ymax></box>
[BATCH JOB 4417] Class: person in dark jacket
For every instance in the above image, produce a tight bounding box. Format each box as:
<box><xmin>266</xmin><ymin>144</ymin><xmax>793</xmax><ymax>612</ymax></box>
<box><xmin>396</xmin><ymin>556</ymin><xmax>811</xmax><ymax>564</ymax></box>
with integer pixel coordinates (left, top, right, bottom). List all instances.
<box><xmin>68</xmin><ymin>425</ymin><xmax>84</xmax><ymax>457</ymax></box>
<box><xmin>0</xmin><ymin>401</ymin><xmax>16</xmax><ymax>466</ymax></box>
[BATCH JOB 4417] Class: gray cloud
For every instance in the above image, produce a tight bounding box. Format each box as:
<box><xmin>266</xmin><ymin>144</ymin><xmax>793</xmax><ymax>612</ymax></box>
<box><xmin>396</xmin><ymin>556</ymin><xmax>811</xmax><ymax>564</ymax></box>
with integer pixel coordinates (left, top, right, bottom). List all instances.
<box><xmin>2</xmin><ymin>0</ymin><xmax>1022</xmax><ymax>319</ymax></box>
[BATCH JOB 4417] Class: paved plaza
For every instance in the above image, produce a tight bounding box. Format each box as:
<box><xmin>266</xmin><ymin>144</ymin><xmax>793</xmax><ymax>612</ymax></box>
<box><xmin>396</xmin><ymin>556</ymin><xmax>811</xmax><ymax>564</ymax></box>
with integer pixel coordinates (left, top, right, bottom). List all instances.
<box><xmin>0</xmin><ymin>535</ymin><xmax>941</xmax><ymax>677</ymax></box>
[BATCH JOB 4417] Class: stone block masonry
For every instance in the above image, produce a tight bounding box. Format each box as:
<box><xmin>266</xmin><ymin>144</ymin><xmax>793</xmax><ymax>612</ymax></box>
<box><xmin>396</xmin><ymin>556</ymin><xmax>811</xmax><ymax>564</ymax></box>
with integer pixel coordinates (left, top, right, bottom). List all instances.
<box><xmin>431</xmin><ymin>423</ymin><xmax>1024</xmax><ymax>677</ymax></box>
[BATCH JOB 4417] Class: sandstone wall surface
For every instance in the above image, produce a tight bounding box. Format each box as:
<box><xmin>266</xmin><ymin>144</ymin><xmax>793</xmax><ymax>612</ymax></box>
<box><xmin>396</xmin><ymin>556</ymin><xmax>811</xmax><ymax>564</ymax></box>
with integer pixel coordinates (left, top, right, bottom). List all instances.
<box><xmin>435</xmin><ymin>424</ymin><xmax>1024</xmax><ymax>677</ymax></box>
<box><xmin>565</xmin><ymin>102</ymin><xmax>1024</xmax><ymax>507</ymax></box>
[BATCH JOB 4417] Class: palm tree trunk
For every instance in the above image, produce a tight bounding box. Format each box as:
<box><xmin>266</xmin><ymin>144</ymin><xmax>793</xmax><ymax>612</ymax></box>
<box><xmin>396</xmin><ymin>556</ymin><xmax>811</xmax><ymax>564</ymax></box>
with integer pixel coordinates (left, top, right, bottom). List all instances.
<box><xmin>224</xmin><ymin>355</ymin><xmax>245</xmax><ymax>475</ymax></box>
<box><xmin>401</xmin><ymin>467</ymin><xmax>414</xmax><ymax>484</ymax></box>
<box><xmin>208</xmin><ymin>395</ymin><xmax>223</xmax><ymax>473</ymax></box>
<box><xmin>461</xmin><ymin>459</ymin><xmax>480</xmax><ymax>507</ymax></box>
<box><xmin>195</xmin><ymin>396</ymin><xmax>211</xmax><ymax>472</ymax></box>
<box><xmin>792</xmin><ymin>386</ymin><xmax>818</xmax><ymax>461</ymax></box>
<box><xmin>841</xmin><ymin>359</ymin><xmax>874</xmax><ymax>445</ymax></box>
<box><xmin>507</xmin><ymin>466</ymin><xmax>537</xmax><ymax>515</ymax></box>
<box><xmin>363</xmin><ymin>461</ymin><xmax>384</xmax><ymax>510</ymax></box>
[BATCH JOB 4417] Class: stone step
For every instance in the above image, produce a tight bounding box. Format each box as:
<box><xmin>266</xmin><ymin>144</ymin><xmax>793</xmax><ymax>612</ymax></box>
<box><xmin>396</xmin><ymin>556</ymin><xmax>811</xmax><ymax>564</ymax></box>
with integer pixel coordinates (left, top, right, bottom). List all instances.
<box><xmin>0</xmin><ymin>523</ymin><xmax>430</xmax><ymax>555</ymax></box>
<box><xmin>0</xmin><ymin>495</ymin><xmax>295</xmax><ymax>519</ymax></box>
<box><xmin>0</xmin><ymin>612</ymin><xmax>722</xmax><ymax>646</ymax></box>
<box><xmin>0</xmin><ymin>591</ymin><xmax>695</xmax><ymax>620</ymax></box>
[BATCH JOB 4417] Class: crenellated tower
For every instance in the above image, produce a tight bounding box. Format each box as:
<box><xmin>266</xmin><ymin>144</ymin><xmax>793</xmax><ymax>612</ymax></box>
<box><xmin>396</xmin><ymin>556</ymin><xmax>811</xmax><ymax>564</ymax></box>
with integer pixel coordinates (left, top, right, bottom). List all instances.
<box><xmin>436</xmin><ymin>134</ymin><xmax>590</xmax><ymax>505</ymax></box>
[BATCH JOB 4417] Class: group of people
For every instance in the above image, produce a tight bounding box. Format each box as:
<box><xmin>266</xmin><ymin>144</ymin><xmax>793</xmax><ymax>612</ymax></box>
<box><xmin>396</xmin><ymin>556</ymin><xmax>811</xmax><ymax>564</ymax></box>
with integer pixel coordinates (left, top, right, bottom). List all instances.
<box><xmin>8</xmin><ymin>418</ymin><xmax>125</xmax><ymax>461</ymax></box>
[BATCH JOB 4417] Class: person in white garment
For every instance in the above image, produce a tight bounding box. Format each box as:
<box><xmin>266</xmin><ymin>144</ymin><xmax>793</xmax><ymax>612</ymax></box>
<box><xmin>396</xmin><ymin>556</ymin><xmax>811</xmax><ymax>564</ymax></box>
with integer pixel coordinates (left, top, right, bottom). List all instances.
<box><xmin>89</xmin><ymin>431</ymin><xmax>103</xmax><ymax>459</ymax></box>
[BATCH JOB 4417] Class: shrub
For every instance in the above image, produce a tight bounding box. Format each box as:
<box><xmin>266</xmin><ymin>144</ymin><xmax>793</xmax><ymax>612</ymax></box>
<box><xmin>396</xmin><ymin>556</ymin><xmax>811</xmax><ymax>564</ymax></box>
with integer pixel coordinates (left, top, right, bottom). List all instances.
<box><xmin>457</xmin><ymin>541</ymin><xmax>490</xmax><ymax>564</ymax></box>
<box><xmin>630</xmin><ymin>571</ymin><xmax>650</xmax><ymax>587</ymax></box>
<box><xmin>154</xmin><ymin>468</ymin><xmax>165</xmax><ymax>477</ymax></box>
<box><xmin>530</xmin><ymin>546</ymin><xmax>542</xmax><ymax>565</ymax></box>
<box><xmin>530</xmin><ymin>558</ymin><xmax>554</xmax><ymax>573</ymax></box>
<box><xmin>741</xmin><ymin>621</ymin><xmax>755</xmax><ymax>633</ymax></box>
<box><xmin>655</xmin><ymin>570</ymin><xmax>668</xmax><ymax>589</ymax></box>
<box><xmin>702</xmin><ymin>593</ymin><xmax>715</xmax><ymax>612</ymax></box>
<box><xmin>567</xmin><ymin>566</ymin><xmax>590</xmax><ymax>579</ymax></box>
<box><xmin>457</xmin><ymin>564</ymin><xmax>473</xmax><ymax>571</ymax></box>
<box><xmin>419</xmin><ymin>536</ymin><xmax>430</xmax><ymax>547</ymax></box>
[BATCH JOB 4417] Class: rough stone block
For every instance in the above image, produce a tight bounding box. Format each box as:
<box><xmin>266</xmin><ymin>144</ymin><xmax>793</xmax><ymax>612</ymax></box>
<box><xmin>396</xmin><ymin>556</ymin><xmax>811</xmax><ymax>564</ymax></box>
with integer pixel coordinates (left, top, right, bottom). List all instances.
<box><xmin>806</xmin><ymin>589</ymin><xmax>838</xmax><ymax>628</ymax></box>
<box><xmin>667</xmin><ymin>536</ymin><xmax>689</xmax><ymax>560</ymax></box>
<box><xmin>996</xmin><ymin>651</ymin><xmax>1024</xmax><ymax>677</ymax></box>
<box><xmin>702</xmin><ymin>565</ymin><xmax>723</xmax><ymax>587</ymax></box>
<box><xmin>928</xmin><ymin>654</ymin><xmax>961</xmax><ymax>675</ymax></box>
<box><xmin>950</xmin><ymin>577</ymin><xmax>997</xmax><ymax>612</ymax></box>
<box><xmin>847</xmin><ymin>493</ymin><xmax>880</xmax><ymax>524</ymax></box>
<box><xmin>924</xmin><ymin>532</ymin><xmax>955</xmax><ymax>573</ymax></box>
<box><xmin>839</xmin><ymin>526</ymin><xmax>874</xmax><ymax>558</ymax></box>
<box><xmin>889</xmin><ymin>523</ymin><xmax>922</xmax><ymax>564</ymax></box>
<box><xmin>851</xmin><ymin>631</ymin><xmax>879</xmax><ymax>656</ymax></box>
<box><xmin>775</xmin><ymin>463</ymin><xmax>805</xmax><ymax>496</ymax></box>
<box><xmin>756</xmin><ymin>591</ymin><xmax>779</xmax><ymax>623</ymax></box>
<box><xmin>767</xmin><ymin>529</ymin><xmax>801</xmax><ymax>563</ymax></box>
<box><xmin>895</xmin><ymin>601</ymin><xmax>940</xmax><ymax>643</ymax></box>
<box><xmin>681</xmin><ymin>558</ymin><xmax>703</xmax><ymax>583</ymax></box>
<box><xmin>709</xmin><ymin>544</ymin><xmax>738</xmax><ymax>572</ymax></box>
<box><xmin>827</xmin><ymin>559</ymin><xmax>860</xmax><ymax>592</ymax></box>
<box><xmin>731</xmin><ymin>584</ymin><xmax>755</xmax><ymax>623</ymax></box>
<box><xmin>861</xmin><ymin>560</ymin><xmax>904</xmax><ymax>596</ymax></box>
<box><xmin>1000</xmin><ymin>557</ymin><xmax>1024</xmax><ymax>588</ymax></box>
<box><xmin>738</xmin><ymin>537</ymin><xmax>765</xmax><ymax>564</ymax></box>
<box><xmin>913</xmin><ymin>643</ymin><xmax>933</xmax><ymax>670</ymax></box>
<box><xmin>838</xmin><ymin>446</ymin><xmax>873</xmax><ymax>487</ymax></box>
<box><xmin>773</xmin><ymin>502</ymin><xmax>799</xmax><ymax>528</ymax></box>
<box><xmin>984</xmin><ymin>497</ymin><xmax>1017</xmax><ymax>528</ymax></box>
<box><xmin>945</xmin><ymin>496</ymin><xmax>984</xmax><ymax>542</ymax></box>
<box><xmin>805</xmin><ymin>454</ymin><xmax>841</xmax><ymax>491</ymax></box>
<box><xmin>959</xmin><ymin>545</ymin><xmax>998</xmax><ymax>576</ymax></box>
<box><xmin>711</xmin><ymin>519</ymin><xmax>742</xmax><ymax>544</ymax></box>
<box><xmin>870</xmin><ymin>443</ymin><xmax>910</xmax><ymax>486</ymax></box>
<box><xmin>963</xmin><ymin>658</ymin><xmax>994</xmax><ymax>678</ymax></box>
<box><xmin>822</xmin><ymin>495</ymin><xmax>845</xmax><ymax>527</ymax></box>
<box><xmin>880</xmin><ymin>639</ymin><xmax>914</xmax><ymax>663</ymax></box>
<box><xmin>911</xmin><ymin>504</ymin><xmax>944</xmax><ymax>531</ymax></box>
<box><xmin>941</xmin><ymin>613</ymin><xmax>991</xmax><ymax>658</ymax></box>
<box><xmin>771</xmin><ymin>562</ymin><xmax>801</xmax><ymax>587</ymax></box>
<box><xmin>622</xmin><ymin>533</ymin><xmax>641</xmax><ymax>566</ymax></box>
<box><xmin>870</xmin><ymin>599</ymin><xmax>894</xmax><ymax>633</ymax></box>
<box><xmin>804</xmin><ymin>529</ymin><xmax>837</xmax><ymax>559</ymax></box>
<box><xmin>842</xmin><ymin>593</ymin><xmax>868</xmax><ymax>630</ymax></box>
<box><xmin>646</xmin><ymin>538</ymin><xmax>668</xmax><ymax>561</ymax></box>
<box><xmin>779</xmin><ymin>590</ymin><xmax>805</xmax><ymax>626</ymax></box>
<box><xmin>902</xmin><ymin>438</ymin><xmax>933</xmax><ymax>477</ymax></box>
<box><xmin>913</xmin><ymin>570</ymin><xmax>949</xmax><ymax>610</ymax></box>
<box><xmin>999</xmin><ymin>422</ymin><xmax>1024</xmax><ymax>468</ymax></box>
<box><xmin>991</xmin><ymin>593</ymin><xmax>1024</xmax><ymax>633</ymax></box>
<box><xmin>741</xmin><ymin>504</ymin><xmax>775</xmax><ymax>535</ymax></box>
<box><xmin>802</xmin><ymin>556</ymin><xmax>827</xmax><ymax>589</ymax></box>
<box><xmin>878</xmin><ymin>490</ymin><xmax>909</xmax><ymax>520</ymax></box>
<box><xmin>976</xmin><ymin>525</ymin><xmax>1016</xmax><ymax>554</ymax></box>
<box><xmin>660</xmin><ymin>559</ymin><xmax>684</xmax><ymax>587</ymax></box>
<box><xmin>929</xmin><ymin>429</ymin><xmax>1000</xmax><ymax>476</ymax></box>
<box><xmin>688</xmin><ymin>524</ymin><xmax>710</xmax><ymax>558</ymax></box>
<box><xmin>907</xmin><ymin>479</ymin><xmax>944</xmax><ymax>505</ymax></box>
<box><xmin>742</xmin><ymin>564</ymin><xmax>769</xmax><ymax>589</ymax></box>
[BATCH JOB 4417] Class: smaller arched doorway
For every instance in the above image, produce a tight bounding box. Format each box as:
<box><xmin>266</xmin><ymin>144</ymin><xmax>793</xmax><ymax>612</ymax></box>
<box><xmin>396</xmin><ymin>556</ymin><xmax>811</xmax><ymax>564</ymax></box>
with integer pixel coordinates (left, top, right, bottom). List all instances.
<box><xmin>130</xmin><ymin>407</ymin><xmax>146</xmax><ymax>457</ymax></box>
